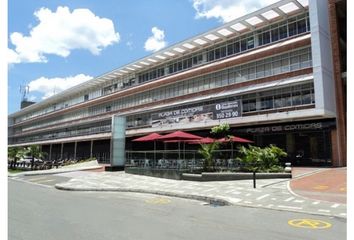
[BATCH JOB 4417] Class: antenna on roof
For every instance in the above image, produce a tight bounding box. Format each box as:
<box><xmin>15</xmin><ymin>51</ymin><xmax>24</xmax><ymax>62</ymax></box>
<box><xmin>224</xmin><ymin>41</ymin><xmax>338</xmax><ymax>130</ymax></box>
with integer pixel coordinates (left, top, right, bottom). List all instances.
<box><xmin>19</xmin><ymin>85</ymin><xmax>30</xmax><ymax>101</ymax></box>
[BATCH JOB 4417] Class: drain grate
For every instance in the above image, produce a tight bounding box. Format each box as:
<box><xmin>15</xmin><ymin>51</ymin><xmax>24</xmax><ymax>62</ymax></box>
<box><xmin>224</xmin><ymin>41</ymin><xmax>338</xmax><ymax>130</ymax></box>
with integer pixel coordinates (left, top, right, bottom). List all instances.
<box><xmin>203</xmin><ymin>199</ymin><xmax>228</xmax><ymax>207</ymax></box>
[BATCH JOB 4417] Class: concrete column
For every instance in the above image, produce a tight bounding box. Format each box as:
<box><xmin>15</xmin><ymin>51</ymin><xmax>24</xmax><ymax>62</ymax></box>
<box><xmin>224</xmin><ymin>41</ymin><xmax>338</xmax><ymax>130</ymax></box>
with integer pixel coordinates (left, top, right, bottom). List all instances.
<box><xmin>74</xmin><ymin>141</ymin><xmax>77</xmax><ymax>160</ymax></box>
<box><xmin>286</xmin><ymin>133</ymin><xmax>295</xmax><ymax>157</ymax></box>
<box><xmin>60</xmin><ymin>143</ymin><xmax>64</xmax><ymax>160</ymax></box>
<box><xmin>90</xmin><ymin>140</ymin><xmax>93</xmax><ymax>159</ymax></box>
<box><xmin>49</xmin><ymin>144</ymin><xmax>52</xmax><ymax>161</ymax></box>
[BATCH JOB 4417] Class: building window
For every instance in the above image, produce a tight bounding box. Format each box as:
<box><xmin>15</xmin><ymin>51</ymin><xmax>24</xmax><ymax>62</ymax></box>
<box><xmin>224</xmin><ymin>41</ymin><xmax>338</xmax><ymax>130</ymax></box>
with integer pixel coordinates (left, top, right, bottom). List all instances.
<box><xmin>84</xmin><ymin>94</ymin><xmax>89</xmax><ymax>101</ymax></box>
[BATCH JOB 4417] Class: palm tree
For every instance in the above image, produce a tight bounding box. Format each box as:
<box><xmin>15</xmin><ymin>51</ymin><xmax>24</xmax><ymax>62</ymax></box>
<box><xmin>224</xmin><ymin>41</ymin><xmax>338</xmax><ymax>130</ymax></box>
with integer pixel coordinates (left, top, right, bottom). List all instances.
<box><xmin>25</xmin><ymin>145</ymin><xmax>45</xmax><ymax>170</ymax></box>
<box><xmin>198</xmin><ymin>142</ymin><xmax>219</xmax><ymax>171</ymax></box>
<box><xmin>8</xmin><ymin>147</ymin><xmax>25</xmax><ymax>169</ymax></box>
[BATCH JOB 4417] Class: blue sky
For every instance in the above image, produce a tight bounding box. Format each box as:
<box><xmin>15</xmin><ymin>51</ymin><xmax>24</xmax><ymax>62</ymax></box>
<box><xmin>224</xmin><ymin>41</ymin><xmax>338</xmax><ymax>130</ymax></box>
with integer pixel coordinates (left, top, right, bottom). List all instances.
<box><xmin>8</xmin><ymin>0</ymin><xmax>278</xmax><ymax>114</ymax></box>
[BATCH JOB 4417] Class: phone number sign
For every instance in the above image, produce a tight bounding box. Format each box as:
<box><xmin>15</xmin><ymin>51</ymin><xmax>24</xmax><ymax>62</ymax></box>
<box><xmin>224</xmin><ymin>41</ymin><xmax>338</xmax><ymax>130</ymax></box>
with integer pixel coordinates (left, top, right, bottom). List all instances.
<box><xmin>213</xmin><ymin>100</ymin><xmax>241</xmax><ymax>120</ymax></box>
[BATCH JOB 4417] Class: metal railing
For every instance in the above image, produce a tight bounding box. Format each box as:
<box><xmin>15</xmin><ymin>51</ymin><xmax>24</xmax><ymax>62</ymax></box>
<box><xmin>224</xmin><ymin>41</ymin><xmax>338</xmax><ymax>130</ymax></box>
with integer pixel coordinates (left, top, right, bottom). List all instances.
<box><xmin>125</xmin><ymin>150</ymin><xmax>242</xmax><ymax>171</ymax></box>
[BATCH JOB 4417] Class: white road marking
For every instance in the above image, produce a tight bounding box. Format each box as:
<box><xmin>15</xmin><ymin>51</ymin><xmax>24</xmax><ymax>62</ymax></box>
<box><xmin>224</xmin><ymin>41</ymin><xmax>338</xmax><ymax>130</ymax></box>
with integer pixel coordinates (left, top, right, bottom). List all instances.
<box><xmin>312</xmin><ymin>201</ymin><xmax>320</xmax><ymax>205</ymax></box>
<box><xmin>266</xmin><ymin>204</ymin><xmax>274</xmax><ymax>207</ymax></box>
<box><xmin>293</xmin><ymin>200</ymin><xmax>304</xmax><ymax>203</ymax></box>
<box><xmin>277</xmin><ymin>205</ymin><xmax>303</xmax><ymax>210</ymax></box>
<box><xmin>340</xmin><ymin>213</ymin><xmax>346</xmax><ymax>216</ymax></box>
<box><xmin>284</xmin><ymin>197</ymin><xmax>295</xmax><ymax>202</ymax></box>
<box><xmin>244</xmin><ymin>201</ymin><xmax>252</xmax><ymax>204</ymax></box>
<box><xmin>245</xmin><ymin>193</ymin><xmax>251</xmax><ymax>197</ymax></box>
<box><xmin>318</xmin><ymin>209</ymin><xmax>331</xmax><ymax>213</ymax></box>
<box><xmin>331</xmin><ymin>203</ymin><xmax>340</xmax><ymax>208</ymax></box>
<box><xmin>256</xmin><ymin>194</ymin><xmax>270</xmax><ymax>200</ymax></box>
<box><xmin>230</xmin><ymin>191</ymin><xmax>241</xmax><ymax>195</ymax></box>
<box><xmin>271</xmin><ymin>198</ymin><xmax>277</xmax><ymax>200</ymax></box>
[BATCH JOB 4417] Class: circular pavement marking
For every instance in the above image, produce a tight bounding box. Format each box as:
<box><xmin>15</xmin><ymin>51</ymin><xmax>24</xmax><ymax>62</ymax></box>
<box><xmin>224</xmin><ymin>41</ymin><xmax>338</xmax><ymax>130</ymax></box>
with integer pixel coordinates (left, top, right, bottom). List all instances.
<box><xmin>339</xmin><ymin>187</ymin><xmax>346</xmax><ymax>192</ymax></box>
<box><xmin>145</xmin><ymin>197</ymin><xmax>171</xmax><ymax>205</ymax></box>
<box><xmin>313</xmin><ymin>185</ymin><xmax>329</xmax><ymax>190</ymax></box>
<box><xmin>288</xmin><ymin>219</ymin><xmax>332</xmax><ymax>229</ymax></box>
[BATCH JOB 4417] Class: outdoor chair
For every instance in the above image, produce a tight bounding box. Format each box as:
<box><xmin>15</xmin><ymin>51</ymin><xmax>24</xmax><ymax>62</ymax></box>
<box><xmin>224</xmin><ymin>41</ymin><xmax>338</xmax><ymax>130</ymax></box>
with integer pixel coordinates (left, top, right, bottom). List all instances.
<box><xmin>144</xmin><ymin>159</ymin><xmax>150</xmax><ymax>168</ymax></box>
<box><xmin>157</xmin><ymin>159</ymin><xmax>166</xmax><ymax>168</ymax></box>
<box><xmin>177</xmin><ymin>160</ymin><xmax>186</xmax><ymax>169</ymax></box>
<box><xmin>130</xmin><ymin>159</ymin><xmax>137</xmax><ymax>167</ymax></box>
<box><xmin>227</xmin><ymin>159</ymin><xmax>234</xmax><ymax>168</ymax></box>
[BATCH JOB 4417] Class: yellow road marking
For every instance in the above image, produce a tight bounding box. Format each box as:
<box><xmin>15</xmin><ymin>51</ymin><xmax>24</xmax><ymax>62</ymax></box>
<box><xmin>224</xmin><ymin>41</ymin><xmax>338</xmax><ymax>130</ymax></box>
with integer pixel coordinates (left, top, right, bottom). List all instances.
<box><xmin>34</xmin><ymin>179</ymin><xmax>55</xmax><ymax>184</ymax></box>
<box><xmin>339</xmin><ymin>187</ymin><xmax>346</xmax><ymax>192</ymax></box>
<box><xmin>145</xmin><ymin>197</ymin><xmax>171</xmax><ymax>205</ymax></box>
<box><xmin>313</xmin><ymin>185</ymin><xmax>329</xmax><ymax>190</ymax></box>
<box><xmin>288</xmin><ymin>219</ymin><xmax>332</xmax><ymax>229</ymax></box>
<box><xmin>28</xmin><ymin>177</ymin><xmax>47</xmax><ymax>182</ymax></box>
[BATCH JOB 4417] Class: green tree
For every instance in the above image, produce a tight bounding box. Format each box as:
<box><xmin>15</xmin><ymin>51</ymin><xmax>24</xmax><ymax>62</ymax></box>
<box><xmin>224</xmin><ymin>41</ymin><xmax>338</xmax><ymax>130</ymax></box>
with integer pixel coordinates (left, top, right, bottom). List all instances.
<box><xmin>210</xmin><ymin>123</ymin><xmax>230</xmax><ymax>138</ymax></box>
<box><xmin>25</xmin><ymin>145</ymin><xmax>46</xmax><ymax>170</ymax></box>
<box><xmin>8</xmin><ymin>147</ymin><xmax>25</xmax><ymax>169</ymax></box>
<box><xmin>198</xmin><ymin>142</ymin><xmax>219</xmax><ymax>171</ymax></box>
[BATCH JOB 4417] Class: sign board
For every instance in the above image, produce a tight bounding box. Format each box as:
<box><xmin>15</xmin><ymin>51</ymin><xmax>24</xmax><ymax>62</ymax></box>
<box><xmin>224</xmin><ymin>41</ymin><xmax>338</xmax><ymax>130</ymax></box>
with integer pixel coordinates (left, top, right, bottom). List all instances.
<box><xmin>151</xmin><ymin>100</ymin><xmax>241</xmax><ymax>127</ymax></box>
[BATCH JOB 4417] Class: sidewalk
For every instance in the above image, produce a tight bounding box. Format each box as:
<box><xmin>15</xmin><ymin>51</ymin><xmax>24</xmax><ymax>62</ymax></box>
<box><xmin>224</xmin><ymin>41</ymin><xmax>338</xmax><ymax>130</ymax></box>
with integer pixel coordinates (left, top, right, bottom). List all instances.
<box><xmin>290</xmin><ymin>167</ymin><xmax>346</xmax><ymax>204</ymax></box>
<box><xmin>55</xmin><ymin>169</ymin><xmax>347</xmax><ymax>218</ymax></box>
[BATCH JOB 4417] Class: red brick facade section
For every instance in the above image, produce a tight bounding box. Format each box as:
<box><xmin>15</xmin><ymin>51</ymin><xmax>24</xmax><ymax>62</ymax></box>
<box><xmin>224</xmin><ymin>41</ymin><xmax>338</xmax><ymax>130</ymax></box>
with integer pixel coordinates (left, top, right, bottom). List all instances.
<box><xmin>328</xmin><ymin>0</ymin><xmax>346</xmax><ymax>166</ymax></box>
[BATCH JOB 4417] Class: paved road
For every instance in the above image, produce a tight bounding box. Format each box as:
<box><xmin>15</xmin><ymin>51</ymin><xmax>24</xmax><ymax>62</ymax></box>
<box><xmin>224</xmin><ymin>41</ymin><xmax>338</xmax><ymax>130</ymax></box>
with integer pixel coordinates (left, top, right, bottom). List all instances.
<box><xmin>9</xmin><ymin>179</ymin><xmax>346</xmax><ymax>240</ymax></box>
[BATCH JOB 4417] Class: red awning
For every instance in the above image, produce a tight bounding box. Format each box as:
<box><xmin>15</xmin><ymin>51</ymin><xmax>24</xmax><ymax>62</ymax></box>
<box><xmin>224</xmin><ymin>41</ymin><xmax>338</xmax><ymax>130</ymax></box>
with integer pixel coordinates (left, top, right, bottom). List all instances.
<box><xmin>217</xmin><ymin>136</ymin><xmax>253</xmax><ymax>143</ymax></box>
<box><xmin>156</xmin><ymin>131</ymin><xmax>202</xmax><ymax>141</ymax></box>
<box><xmin>132</xmin><ymin>133</ymin><xmax>162</xmax><ymax>142</ymax></box>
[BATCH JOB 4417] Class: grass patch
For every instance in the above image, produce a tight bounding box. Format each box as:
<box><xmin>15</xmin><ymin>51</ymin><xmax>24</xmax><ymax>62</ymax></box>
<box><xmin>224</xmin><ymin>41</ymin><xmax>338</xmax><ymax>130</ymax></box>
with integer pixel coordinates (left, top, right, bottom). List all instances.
<box><xmin>8</xmin><ymin>169</ymin><xmax>24</xmax><ymax>174</ymax></box>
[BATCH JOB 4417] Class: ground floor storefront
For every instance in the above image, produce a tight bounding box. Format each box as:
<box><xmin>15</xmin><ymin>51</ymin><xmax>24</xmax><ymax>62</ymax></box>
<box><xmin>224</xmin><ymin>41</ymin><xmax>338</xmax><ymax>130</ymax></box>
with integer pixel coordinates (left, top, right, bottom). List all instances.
<box><xmin>126</xmin><ymin>119</ymin><xmax>338</xmax><ymax>167</ymax></box>
<box><xmin>37</xmin><ymin>118</ymin><xmax>342</xmax><ymax>167</ymax></box>
<box><xmin>41</xmin><ymin>139</ymin><xmax>110</xmax><ymax>163</ymax></box>
<box><xmin>233</xmin><ymin>120</ymin><xmax>336</xmax><ymax>166</ymax></box>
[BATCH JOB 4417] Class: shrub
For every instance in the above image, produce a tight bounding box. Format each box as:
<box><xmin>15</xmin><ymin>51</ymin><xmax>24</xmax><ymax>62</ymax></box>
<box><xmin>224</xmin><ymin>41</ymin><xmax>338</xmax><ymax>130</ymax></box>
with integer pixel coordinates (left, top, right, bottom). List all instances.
<box><xmin>237</xmin><ymin>144</ymin><xmax>287</xmax><ymax>172</ymax></box>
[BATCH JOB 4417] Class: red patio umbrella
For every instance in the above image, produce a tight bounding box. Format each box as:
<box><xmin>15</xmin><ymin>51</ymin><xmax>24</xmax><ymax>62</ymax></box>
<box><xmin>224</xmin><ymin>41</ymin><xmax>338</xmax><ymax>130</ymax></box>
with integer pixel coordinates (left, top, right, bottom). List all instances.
<box><xmin>156</xmin><ymin>131</ymin><xmax>202</xmax><ymax>159</ymax></box>
<box><xmin>217</xmin><ymin>136</ymin><xmax>253</xmax><ymax>159</ymax></box>
<box><xmin>156</xmin><ymin>131</ymin><xmax>202</xmax><ymax>141</ymax></box>
<box><xmin>132</xmin><ymin>133</ymin><xmax>162</xmax><ymax>162</ymax></box>
<box><xmin>187</xmin><ymin>137</ymin><xmax>216</xmax><ymax>144</ymax></box>
<box><xmin>132</xmin><ymin>133</ymin><xmax>162</xmax><ymax>142</ymax></box>
<box><xmin>217</xmin><ymin>136</ymin><xmax>253</xmax><ymax>143</ymax></box>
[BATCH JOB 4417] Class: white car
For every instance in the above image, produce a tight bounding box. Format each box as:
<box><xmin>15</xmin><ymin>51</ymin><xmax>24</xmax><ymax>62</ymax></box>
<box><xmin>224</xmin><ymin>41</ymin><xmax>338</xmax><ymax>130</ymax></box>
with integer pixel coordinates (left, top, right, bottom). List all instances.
<box><xmin>18</xmin><ymin>157</ymin><xmax>43</xmax><ymax>164</ymax></box>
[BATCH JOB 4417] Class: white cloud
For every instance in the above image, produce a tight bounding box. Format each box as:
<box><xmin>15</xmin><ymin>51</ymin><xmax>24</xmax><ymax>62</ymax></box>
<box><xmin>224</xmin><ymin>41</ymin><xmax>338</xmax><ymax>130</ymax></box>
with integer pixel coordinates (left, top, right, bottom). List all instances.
<box><xmin>8</xmin><ymin>6</ymin><xmax>120</xmax><ymax>64</ymax></box>
<box><xmin>192</xmin><ymin>0</ymin><xmax>280</xmax><ymax>23</ymax></box>
<box><xmin>27</xmin><ymin>95</ymin><xmax>37</xmax><ymax>102</ymax></box>
<box><xmin>28</xmin><ymin>74</ymin><xmax>93</xmax><ymax>99</ymax></box>
<box><xmin>8</xmin><ymin>48</ymin><xmax>21</xmax><ymax>64</ymax></box>
<box><xmin>144</xmin><ymin>27</ymin><xmax>167</xmax><ymax>52</ymax></box>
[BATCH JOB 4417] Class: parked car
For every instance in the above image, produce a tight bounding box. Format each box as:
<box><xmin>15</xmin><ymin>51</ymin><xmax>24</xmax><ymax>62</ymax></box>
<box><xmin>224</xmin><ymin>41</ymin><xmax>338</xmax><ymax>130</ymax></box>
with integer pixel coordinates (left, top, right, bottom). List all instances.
<box><xmin>18</xmin><ymin>157</ymin><xmax>43</xmax><ymax>164</ymax></box>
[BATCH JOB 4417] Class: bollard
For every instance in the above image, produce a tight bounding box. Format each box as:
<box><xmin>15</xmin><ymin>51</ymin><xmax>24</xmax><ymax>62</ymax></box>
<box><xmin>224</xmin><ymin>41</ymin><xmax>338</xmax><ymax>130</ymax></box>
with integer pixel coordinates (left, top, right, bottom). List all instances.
<box><xmin>253</xmin><ymin>171</ymin><xmax>256</xmax><ymax>188</ymax></box>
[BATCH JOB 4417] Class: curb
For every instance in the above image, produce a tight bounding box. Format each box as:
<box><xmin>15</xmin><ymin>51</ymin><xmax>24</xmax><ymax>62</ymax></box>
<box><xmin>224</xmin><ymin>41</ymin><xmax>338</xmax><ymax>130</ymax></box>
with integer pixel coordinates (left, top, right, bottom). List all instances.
<box><xmin>8</xmin><ymin>166</ymin><xmax>102</xmax><ymax>177</ymax></box>
<box><xmin>55</xmin><ymin>184</ymin><xmax>346</xmax><ymax>219</ymax></box>
<box><xmin>54</xmin><ymin>184</ymin><xmax>230</xmax><ymax>206</ymax></box>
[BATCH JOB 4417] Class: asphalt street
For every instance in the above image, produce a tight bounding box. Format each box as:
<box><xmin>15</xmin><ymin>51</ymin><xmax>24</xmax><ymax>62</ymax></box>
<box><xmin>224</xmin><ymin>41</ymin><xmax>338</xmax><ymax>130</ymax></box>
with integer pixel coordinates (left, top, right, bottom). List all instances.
<box><xmin>8</xmin><ymin>178</ymin><xmax>346</xmax><ymax>240</ymax></box>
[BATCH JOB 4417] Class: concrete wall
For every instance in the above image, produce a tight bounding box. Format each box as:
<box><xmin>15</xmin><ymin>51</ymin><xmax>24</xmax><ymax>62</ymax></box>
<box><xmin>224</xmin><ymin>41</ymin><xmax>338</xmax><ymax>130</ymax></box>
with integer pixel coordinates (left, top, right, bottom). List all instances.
<box><xmin>309</xmin><ymin>0</ymin><xmax>336</xmax><ymax>116</ymax></box>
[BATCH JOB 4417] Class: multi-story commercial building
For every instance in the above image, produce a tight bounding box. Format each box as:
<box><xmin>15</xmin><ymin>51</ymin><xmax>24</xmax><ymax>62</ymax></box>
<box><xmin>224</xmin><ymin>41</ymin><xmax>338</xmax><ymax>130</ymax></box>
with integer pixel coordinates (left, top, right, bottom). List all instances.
<box><xmin>8</xmin><ymin>0</ymin><xmax>346</xmax><ymax>167</ymax></box>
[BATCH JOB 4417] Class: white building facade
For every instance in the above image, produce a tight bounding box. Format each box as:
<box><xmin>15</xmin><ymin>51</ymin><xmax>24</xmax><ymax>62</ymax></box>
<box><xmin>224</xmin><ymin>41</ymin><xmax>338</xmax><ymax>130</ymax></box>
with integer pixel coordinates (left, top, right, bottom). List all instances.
<box><xmin>8</xmin><ymin>0</ymin><xmax>345</xmax><ymax>167</ymax></box>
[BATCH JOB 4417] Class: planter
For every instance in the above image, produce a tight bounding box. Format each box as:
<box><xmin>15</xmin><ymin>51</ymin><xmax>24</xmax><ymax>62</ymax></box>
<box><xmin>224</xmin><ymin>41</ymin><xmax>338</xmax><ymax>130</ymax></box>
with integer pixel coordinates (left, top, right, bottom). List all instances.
<box><xmin>182</xmin><ymin>172</ymin><xmax>292</xmax><ymax>181</ymax></box>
